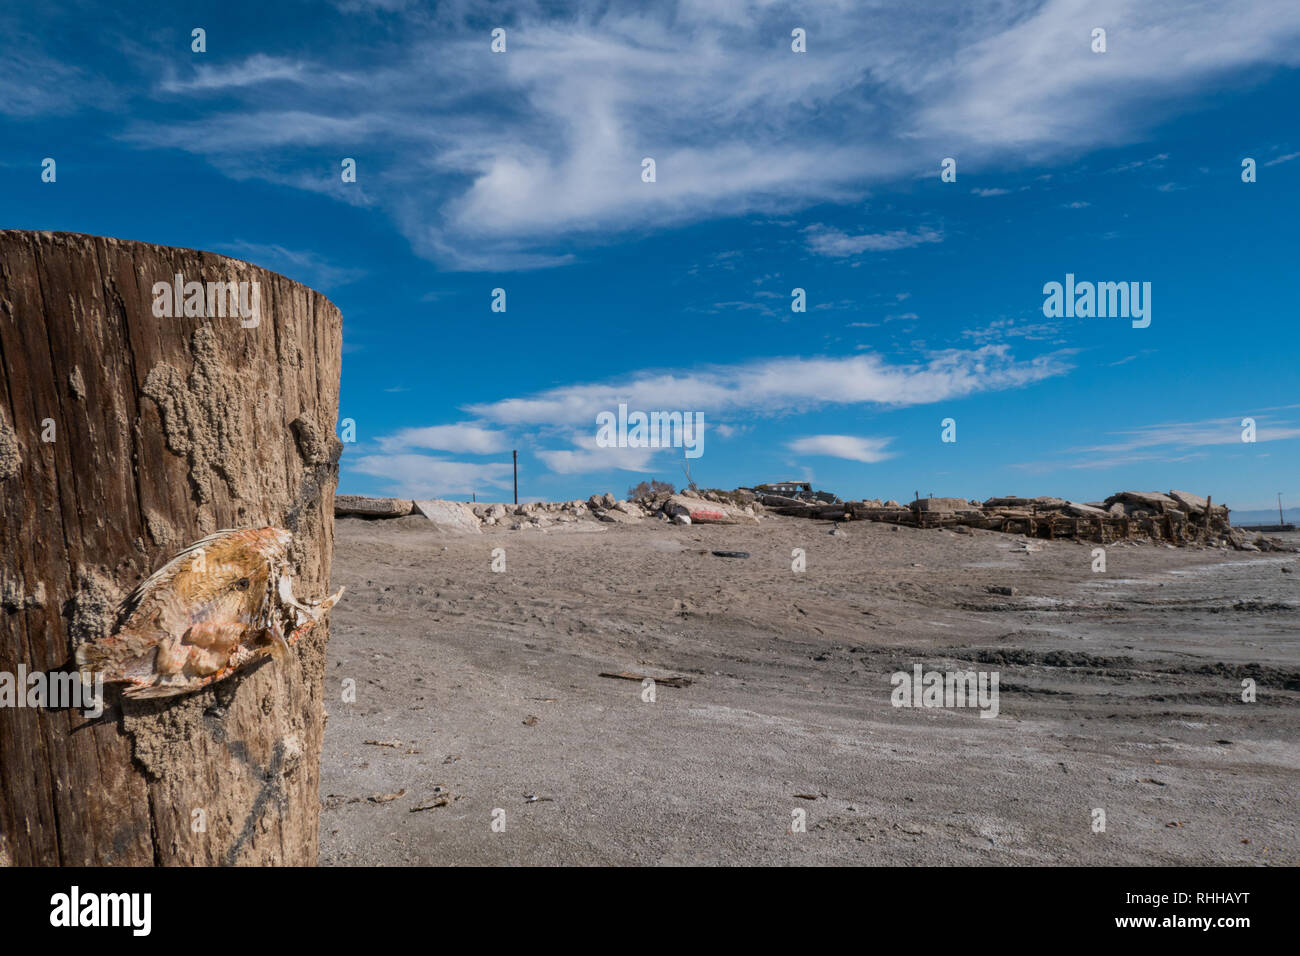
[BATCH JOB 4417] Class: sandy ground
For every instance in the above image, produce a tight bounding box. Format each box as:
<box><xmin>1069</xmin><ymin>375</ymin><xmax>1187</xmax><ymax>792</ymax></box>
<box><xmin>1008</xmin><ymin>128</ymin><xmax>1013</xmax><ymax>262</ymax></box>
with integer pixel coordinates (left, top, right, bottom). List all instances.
<box><xmin>318</xmin><ymin>515</ymin><xmax>1299</xmax><ymax>865</ymax></box>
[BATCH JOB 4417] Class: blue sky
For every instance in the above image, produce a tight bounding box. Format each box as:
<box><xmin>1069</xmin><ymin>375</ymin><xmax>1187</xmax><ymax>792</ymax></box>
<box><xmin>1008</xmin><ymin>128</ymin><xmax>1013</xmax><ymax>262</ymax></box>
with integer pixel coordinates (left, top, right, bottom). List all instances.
<box><xmin>3</xmin><ymin>0</ymin><xmax>1298</xmax><ymax>513</ymax></box>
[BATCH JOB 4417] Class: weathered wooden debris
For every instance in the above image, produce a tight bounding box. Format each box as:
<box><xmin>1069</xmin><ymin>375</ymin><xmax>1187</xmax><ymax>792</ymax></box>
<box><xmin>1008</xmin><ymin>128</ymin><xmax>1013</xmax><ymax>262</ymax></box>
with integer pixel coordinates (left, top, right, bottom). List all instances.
<box><xmin>765</xmin><ymin>490</ymin><xmax>1290</xmax><ymax>551</ymax></box>
<box><xmin>913</xmin><ymin>497</ymin><xmax>981</xmax><ymax>513</ymax></box>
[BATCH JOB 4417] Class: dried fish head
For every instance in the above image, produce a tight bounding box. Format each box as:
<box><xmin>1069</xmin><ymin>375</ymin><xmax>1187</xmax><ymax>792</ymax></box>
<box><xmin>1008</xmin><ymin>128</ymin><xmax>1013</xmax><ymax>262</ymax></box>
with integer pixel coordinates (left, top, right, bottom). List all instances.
<box><xmin>75</xmin><ymin>527</ymin><xmax>342</xmax><ymax>699</ymax></box>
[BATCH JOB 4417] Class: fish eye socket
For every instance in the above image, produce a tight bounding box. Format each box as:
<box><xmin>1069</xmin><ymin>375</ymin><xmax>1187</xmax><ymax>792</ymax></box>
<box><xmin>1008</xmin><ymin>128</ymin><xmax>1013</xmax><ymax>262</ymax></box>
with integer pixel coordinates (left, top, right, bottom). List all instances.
<box><xmin>234</xmin><ymin>577</ymin><xmax>251</xmax><ymax>591</ymax></box>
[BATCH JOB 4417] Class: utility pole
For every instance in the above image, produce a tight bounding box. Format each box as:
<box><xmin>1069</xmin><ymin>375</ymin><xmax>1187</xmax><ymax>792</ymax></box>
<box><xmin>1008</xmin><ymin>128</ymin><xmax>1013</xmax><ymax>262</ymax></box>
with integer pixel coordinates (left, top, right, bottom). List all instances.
<box><xmin>1280</xmin><ymin>492</ymin><xmax>1285</xmax><ymax>526</ymax></box>
<box><xmin>513</xmin><ymin>450</ymin><xmax>518</xmax><ymax>505</ymax></box>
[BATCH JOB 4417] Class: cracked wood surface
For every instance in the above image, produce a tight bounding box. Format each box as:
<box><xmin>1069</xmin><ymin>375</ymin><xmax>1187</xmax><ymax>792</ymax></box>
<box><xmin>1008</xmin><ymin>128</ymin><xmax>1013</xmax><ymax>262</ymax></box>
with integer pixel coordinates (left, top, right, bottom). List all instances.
<box><xmin>0</xmin><ymin>230</ymin><xmax>342</xmax><ymax>865</ymax></box>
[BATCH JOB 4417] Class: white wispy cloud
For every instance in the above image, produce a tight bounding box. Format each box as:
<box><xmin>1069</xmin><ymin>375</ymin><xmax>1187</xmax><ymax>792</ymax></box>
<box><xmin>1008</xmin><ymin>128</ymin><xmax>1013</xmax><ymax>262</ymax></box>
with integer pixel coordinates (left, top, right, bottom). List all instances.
<box><xmin>1107</xmin><ymin>153</ymin><xmax>1171</xmax><ymax>173</ymax></box>
<box><xmin>96</xmin><ymin>1</ymin><xmax>1300</xmax><ymax>269</ymax></box>
<box><xmin>376</xmin><ymin>423</ymin><xmax>510</xmax><ymax>454</ymax></box>
<box><xmin>159</xmin><ymin>55</ymin><xmax>313</xmax><ymax>93</ymax></box>
<box><xmin>125</xmin><ymin>109</ymin><xmax>387</xmax><ymax>152</ymax></box>
<box><xmin>347</xmin><ymin>454</ymin><xmax>511</xmax><ymax>498</ymax></box>
<box><xmin>961</xmin><ymin>318</ymin><xmax>1065</xmax><ymax>345</ymax></box>
<box><xmin>1080</xmin><ymin>416</ymin><xmax>1300</xmax><ymax>454</ymax></box>
<box><xmin>466</xmin><ymin>346</ymin><xmax>1071</xmax><ymax>427</ymax></box>
<box><xmin>1015</xmin><ymin>451</ymin><xmax>1209</xmax><ymax>472</ymax></box>
<box><xmin>804</xmin><ymin>225</ymin><xmax>944</xmax><ymax>257</ymax></box>
<box><xmin>535</xmin><ymin>439</ymin><xmax>660</xmax><ymax>475</ymax></box>
<box><xmin>1013</xmin><ymin>414</ymin><xmax>1300</xmax><ymax>471</ymax></box>
<box><xmin>217</xmin><ymin>241</ymin><xmax>367</xmax><ymax>289</ymax></box>
<box><xmin>0</xmin><ymin>36</ymin><xmax>120</xmax><ymax>116</ymax></box>
<box><xmin>345</xmin><ymin>346</ymin><xmax>1070</xmax><ymax>479</ymax></box>
<box><xmin>788</xmin><ymin>434</ymin><xmax>896</xmax><ymax>463</ymax></box>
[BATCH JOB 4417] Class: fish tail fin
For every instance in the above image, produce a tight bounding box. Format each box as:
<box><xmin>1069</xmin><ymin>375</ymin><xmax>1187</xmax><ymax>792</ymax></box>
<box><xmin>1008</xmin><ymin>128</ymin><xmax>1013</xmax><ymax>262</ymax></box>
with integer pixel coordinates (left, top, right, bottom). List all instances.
<box><xmin>74</xmin><ymin>641</ymin><xmax>112</xmax><ymax>684</ymax></box>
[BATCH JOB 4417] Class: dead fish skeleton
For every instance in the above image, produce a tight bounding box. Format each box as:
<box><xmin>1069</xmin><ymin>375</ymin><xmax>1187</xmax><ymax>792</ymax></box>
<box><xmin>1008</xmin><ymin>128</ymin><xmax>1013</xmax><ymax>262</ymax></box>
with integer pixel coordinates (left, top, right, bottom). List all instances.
<box><xmin>75</xmin><ymin>527</ymin><xmax>343</xmax><ymax>699</ymax></box>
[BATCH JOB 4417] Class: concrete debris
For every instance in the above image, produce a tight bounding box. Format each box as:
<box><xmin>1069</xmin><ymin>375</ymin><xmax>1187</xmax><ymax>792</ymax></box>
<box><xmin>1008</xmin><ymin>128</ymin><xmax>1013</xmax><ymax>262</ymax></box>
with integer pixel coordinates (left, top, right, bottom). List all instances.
<box><xmin>335</xmin><ymin>487</ymin><xmax>765</xmax><ymax>531</ymax></box>
<box><xmin>662</xmin><ymin>494</ymin><xmax>759</xmax><ymax>525</ymax></box>
<box><xmin>411</xmin><ymin>499</ymin><xmax>481</xmax><ymax>534</ymax></box>
<box><xmin>764</xmin><ymin>489</ymin><xmax>1289</xmax><ymax>552</ymax></box>
<box><xmin>335</xmin><ymin>495</ymin><xmax>414</xmax><ymax>518</ymax></box>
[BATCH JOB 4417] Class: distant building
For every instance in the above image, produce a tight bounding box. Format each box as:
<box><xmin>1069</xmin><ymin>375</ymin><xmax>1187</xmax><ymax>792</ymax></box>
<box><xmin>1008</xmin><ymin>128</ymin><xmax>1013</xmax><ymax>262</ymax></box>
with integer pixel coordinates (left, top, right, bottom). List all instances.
<box><xmin>751</xmin><ymin>480</ymin><xmax>841</xmax><ymax>504</ymax></box>
<box><xmin>756</xmin><ymin>480</ymin><xmax>812</xmax><ymax>496</ymax></box>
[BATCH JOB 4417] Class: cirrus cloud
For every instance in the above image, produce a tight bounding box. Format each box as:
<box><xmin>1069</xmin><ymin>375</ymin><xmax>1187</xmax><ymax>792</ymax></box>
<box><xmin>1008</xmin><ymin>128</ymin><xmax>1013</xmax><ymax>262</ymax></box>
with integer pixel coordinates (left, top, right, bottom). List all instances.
<box><xmin>788</xmin><ymin>434</ymin><xmax>896</xmax><ymax>463</ymax></box>
<box><xmin>95</xmin><ymin>1</ymin><xmax>1300</xmax><ymax>270</ymax></box>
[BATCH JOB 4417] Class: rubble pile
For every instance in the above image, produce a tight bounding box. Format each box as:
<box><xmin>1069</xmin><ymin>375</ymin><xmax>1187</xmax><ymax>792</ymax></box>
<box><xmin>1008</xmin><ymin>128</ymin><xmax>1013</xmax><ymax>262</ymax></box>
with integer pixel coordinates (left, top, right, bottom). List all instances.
<box><xmin>468</xmin><ymin>488</ymin><xmax>763</xmax><ymax>529</ymax></box>
<box><xmin>759</xmin><ymin>488</ymin><xmax>1294</xmax><ymax>551</ymax></box>
<box><xmin>336</xmin><ymin>486</ymin><xmax>1292</xmax><ymax>551</ymax></box>
<box><xmin>336</xmin><ymin>488</ymin><xmax>763</xmax><ymax>531</ymax></box>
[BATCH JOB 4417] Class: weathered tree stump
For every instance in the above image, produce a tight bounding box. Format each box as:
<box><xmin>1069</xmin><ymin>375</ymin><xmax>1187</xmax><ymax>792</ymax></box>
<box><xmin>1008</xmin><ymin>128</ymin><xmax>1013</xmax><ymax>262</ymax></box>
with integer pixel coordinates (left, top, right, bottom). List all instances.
<box><xmin>0</xmin><ymin>230</ymin><xmax>342</xmax><ymax>865</ymax></box>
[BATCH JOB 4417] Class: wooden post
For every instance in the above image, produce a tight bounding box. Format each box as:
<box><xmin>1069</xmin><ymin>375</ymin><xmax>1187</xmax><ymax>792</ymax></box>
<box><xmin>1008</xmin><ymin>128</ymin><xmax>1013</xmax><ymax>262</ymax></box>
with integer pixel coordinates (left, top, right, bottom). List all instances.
<box><xmin>513</xmin><ymin>449</ymin><xmax>518</xmax><ymax>504</ymax></box>
<box><xmin>0</xmin><ymin>231</ymin><xmax>342</xmax><ymax>865</ymax></box>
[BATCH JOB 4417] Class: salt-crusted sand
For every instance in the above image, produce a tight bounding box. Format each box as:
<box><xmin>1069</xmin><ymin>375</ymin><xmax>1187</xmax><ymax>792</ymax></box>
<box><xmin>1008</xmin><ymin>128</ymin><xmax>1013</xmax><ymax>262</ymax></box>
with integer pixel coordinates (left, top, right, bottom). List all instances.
<box><xmin>319</xmin><ymin>516</ymin><xmax>1298</xmax><ymax>865</ymax></box>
